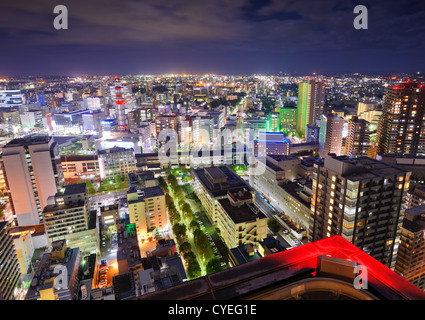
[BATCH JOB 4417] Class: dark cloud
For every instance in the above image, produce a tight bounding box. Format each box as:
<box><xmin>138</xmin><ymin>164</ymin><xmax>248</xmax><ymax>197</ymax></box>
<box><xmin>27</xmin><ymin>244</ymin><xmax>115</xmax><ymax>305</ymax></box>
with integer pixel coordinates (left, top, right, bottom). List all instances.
<box><xmin>0</xmin><ymin>0</ymin><xmax>423</xmax><ymax>75</ymax></box>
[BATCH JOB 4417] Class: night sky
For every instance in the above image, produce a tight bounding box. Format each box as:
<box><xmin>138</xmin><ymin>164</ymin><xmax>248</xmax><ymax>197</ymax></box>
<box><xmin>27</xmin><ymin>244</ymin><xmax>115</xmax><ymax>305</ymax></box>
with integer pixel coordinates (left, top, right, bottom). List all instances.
<box><xmin>0</xmin><ymin>0</ymin><xmax>424</xmax><ymax>76</ymax></box>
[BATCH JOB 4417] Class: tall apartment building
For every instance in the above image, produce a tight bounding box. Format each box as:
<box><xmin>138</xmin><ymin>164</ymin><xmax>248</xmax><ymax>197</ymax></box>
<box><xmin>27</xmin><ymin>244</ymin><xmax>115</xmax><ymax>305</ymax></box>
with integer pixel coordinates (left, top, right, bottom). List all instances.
<box><xmin>98</xmin><ymin>147</ymin><xmax>136</xmax><ymax>180</ymax></box>
<box><xmin>277</xmin><ymin>106</ymin><xmax>297</xmax><ymax>134</ymax></box>
<box><xmin>43</xmin><ymin>183</ymin><xmax>98</xmax><ymax>256</ymax></box>
<box><xmin>376</xmin><ymin>82</ymin><xmax>425</xmax><ymax>156</ymax></box>
<box><xmin>296</xmin><ymin>80</ymin><xmax>325</xmax><ymax>136</ymax></box>
<box><xmin>309</xmin><ymin>155</ymin><xmax>411</xmax><ymax>269</ymax></box>
<box><xmin>344</xmin><ymin>116</ymin><xmax>370</xmax><ymax>157</ymax></box>
<box><xmin>0</xmin><ymin>221</ymin><xmax>21</xmax><ymax>300</ymax></box>
<box><xmin>127</xmin><ymin>186</ymin><xmax>166</xmax><ymax>244</ymax></box>
<box><xmin>318</xmin><ymin>114</ymin><xmax>344</xmax><ymax>158</ymax></box>
<box><xmin>2</xmin><ymin>136</ymin><xmax>64</xmax><ymax>225</ymax></box>
<box><xmin>406</xmin><ymin>184</ymin><xmax>425</xmax><ymax>209</ymax></box>
<box><xmin>394</xmin><ymin>205</ymin><xmax>425</xmax><ymax>290</ymax></box>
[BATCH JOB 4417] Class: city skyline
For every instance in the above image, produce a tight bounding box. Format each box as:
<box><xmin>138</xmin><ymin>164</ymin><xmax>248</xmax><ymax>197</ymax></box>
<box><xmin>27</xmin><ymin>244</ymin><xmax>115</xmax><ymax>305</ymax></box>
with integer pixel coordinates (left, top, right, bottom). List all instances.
<box><xmin>0</xmin><ymin>0</ymin><xmax>424</xmax><ymax>76</ymax></box>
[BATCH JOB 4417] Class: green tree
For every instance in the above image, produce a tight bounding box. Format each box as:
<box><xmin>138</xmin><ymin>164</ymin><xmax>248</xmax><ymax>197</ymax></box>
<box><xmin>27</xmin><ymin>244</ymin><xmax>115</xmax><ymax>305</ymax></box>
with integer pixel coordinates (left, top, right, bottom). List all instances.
<box><xmin>206</xmin><ymin>258</ymin><xmax>223</xmax><ymax>274</ymax></box>
<box><xmin>179</xmin><ymin>241</ymin><xmax>192</xmax><ymax>254</ymax></box>
<box><xmin>189</xmin><ymin>220</ymin><xmax>200</xmax><ymax>232</ymax></box>
<box><xmin>87</xmin><ymin>186</ymin><xmax>96</xmax><ymax>195</ymax></box>
<box><xmin>268</xmin><ymin>218</ymin><xmax>281</xmax><ymax>234</ymax></box>
<box><xmin>194</xmin><ymin>229</ymin><xmax>212</xmax><ymax>261</ymax></box>
<box><xmin>97</xmin><ymin>185</ymin><xmax>106</xmax><ymax>193</ymax></box>
<box><xmin>172</xmin><ymin>223</ymin><xmax>187</xmax><ymax>244</ymax></box>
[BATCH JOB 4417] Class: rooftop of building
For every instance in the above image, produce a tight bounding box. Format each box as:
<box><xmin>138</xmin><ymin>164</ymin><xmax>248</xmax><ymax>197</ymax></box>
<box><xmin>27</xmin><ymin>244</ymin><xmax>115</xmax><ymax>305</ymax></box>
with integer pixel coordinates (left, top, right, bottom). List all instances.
<box><xmin>229</xmin><ymin>243</ymin><xmax>263</xmax><ymax>265</ymax></box>
<box><xmin>279</xmin><ymin>181</ymin><xmax>311</xmax><ymax>208</ymax></box>
<box><xmin>9</xmin><ymin>223</ymin><xmax>46</xmax><ymax>237</ymax></box>
<box><xmin>127</xmin><ymin>185</ymin><xmax>164</xmax><ymax>204</ymax></box>
<box><xmin>218</xmin><ymin>197</ymin><xmax>267</xmax><ymax>224</ymax></box>
<box><xmin>116</xmin><ymin>225</ymin><xmax>142</xmax><ymax>270</ymax></box>
<box><xmin>60</xmin><ymin>183</ymin><xmax>87</xmax><ymax>196</ymax></box>
<box><xmin>136</xmin><ymin>235</ymin><xmax>425</xmax><ymax>301</ymax></box>
<box><xmin>112</xmin><ymin>272</ymin><xmax>136</xmax><ymax>300</ymax></box>
<box><xmin>26</xmin><ymin>245</ymin><xmax>81</xmax><ymax>300</ymax></box>
<box><xmin>60</xmin><ymin>154</ymin><xmax>98</xmax><ymax>162</ymax></box>
<box><xmin>4</xmin><ymin>135</ymin><xmax>51</xmax><ymax>148</ymax></box>
<box><xmin>402</xmin><ymin>205</ymin><xmax>425</xmax><ymax>233</ymax></box>
<box><xmin>192</xmin><ymin>165</ymin><xmax>253</xmax><ymax>198</ymax></box>
<box><xmin>322</xmin><ymin>156</ymin><xmax>410</xmax><ymax>181</ymax></box>
<box><xmin>98</xmin><ymin>146</ymin><xmax>134</xmax><ymax>154</ymax></box>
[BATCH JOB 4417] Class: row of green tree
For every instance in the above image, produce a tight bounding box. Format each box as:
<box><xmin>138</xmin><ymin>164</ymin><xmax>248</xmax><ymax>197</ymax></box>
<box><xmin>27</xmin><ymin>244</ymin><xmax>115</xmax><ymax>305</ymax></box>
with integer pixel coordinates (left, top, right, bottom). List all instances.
<box><xmin>159</xmin><ymin>173</ymin><xmax>222</xmax><ymax>278</ymax></box>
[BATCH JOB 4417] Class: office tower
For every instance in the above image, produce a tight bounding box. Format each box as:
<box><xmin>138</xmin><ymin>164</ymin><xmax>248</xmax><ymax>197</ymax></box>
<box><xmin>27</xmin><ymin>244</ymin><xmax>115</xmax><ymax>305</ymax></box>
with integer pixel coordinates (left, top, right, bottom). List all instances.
<box><xmin>25</xmin><ymin>240</ymin><xmax>82</xmax><ymax>300</ymax></box>
<box><xmin>266</xmin><ymin>113</ymin><xmax>280</xmax><ymax>132</ymax></box>
<box><xmin>309</xmin><ymin>155</ymin><xmax>411</xmax><ymax>269</ymax></box>
<box><xmin>277</xmin><ymin>106</ymin><xmax>296</xmax><ymax>134</ymax></box>
<box><xmin>192</xmin><ymin>116</ymin><xmax>212</xmax><ymax>145</ymax></box>
<box><xmin>43</xmin><ymin>183</ymin><xmax>98</xmax><ymax>256</ymax></box>
<box><xmin>344</xmin><ymin>116</ymin><xmax>370</xmax><ymax>157</ymax></box>
<box><xmin>216</xmin><ymin>188</ymin><xmax>268</xmax><ymax>249</ymax></box>
<box><xmin>98</xmin><ymin>146</ymin><xmax>136</xmax><ymax>180</ymax></box>
<box><xmin>318</xmin><ymin>114</ymin><xmax>344</xmax><ymax>157</ymax></box>
<box><xmin>180</xmin><ymin>117</ymin><xmax>192</xmax><ymax>146</ymax></box>
<box><xmin>376</xmin><ymin>82</ymin><xmax>425</xmax><ymax>156</ymax></box>
<box><xmin>306</xmin><ymin>124</ymin><xmax>320</xmax><ymax>143</ymax></box>
<box><xmin>253</xmin><ymin>132</ymin><xmax>290</xmax><ymax>157</ymax></box>
<box><xmin>127</xmin><ymin>186</ymin><xmax>166</xmax><ymax>244</ymax></box>
<box><xmin>2</xmin><ymin>136</ymin><xmax>63</xmax><ymax>226</ymax></box>
<box><xmin>394</xmin><ymin>205</ymin><xmax>425</xmax><ymax>290</ymax></box>
<box><xmin>0</xmin><ymin>221</ymin><xmax>21</xmax><ymax>300</ymax></box>
<box><xmin>296</xmin><ymin>80</ymin><xmax>325</xmax><ymax>136</ymax></box>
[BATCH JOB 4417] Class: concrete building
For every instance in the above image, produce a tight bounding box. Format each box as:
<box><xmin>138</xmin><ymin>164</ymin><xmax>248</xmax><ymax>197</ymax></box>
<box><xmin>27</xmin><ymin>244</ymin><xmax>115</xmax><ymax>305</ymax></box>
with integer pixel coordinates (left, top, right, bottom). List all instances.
<box><xmin>395</xmin><ymin>205</ymin><xmax>425</xmax><ymax>290</ymax></box>
<box><xmin>319</xmin><ymin>114</ymin><xmax>344</xmax><ymax>158</ymax></box>
<box><xmin>2</xmin><ymin>135</ymin><xmax>64</xmax><ymax>225</ymax></box>
<box><xmin>217</xmin><ymin>188</ymin><xmax>268</xmax><ymax>249</ymax></box>
<box><xmin>60</xmin><ymin>155</ymin><xmax>100</xmax><ymax>181</ymax></box>
<box><xmin>228</xmin><ymin>237</ymin><xmax>285</xmax><ymax>266</ymax></box>
<box><xmin>42</xmin><ymin>183</ymin><xmax>98</xmax><ymax>256</ymax></box>
<box><xmin>20</xmin><ymin>110</ymin><xmax>43</xmax><ymax>129</ymax></box>
<box><xmin>376</xmin><ymin>82</ymin><xmax>425</xmax><ymax>156</ymax></box>
<box><xmin>25</xmin><ymin>240</ymin><xmax>82</xmax><ymax>300</ymax></box>
<box><xmin>0</xmin><ymin>90</ymin><xmax>23</xmax><ymax>108</ymax></box>
<box><xmin>127</xmin><ymin>186</ymin><xmax>166</xmax><ymax>244</ymax></box>
<box><xmin>192</xmin><ymin>166</ymin><xmax>255</xmax><ymax>225</ymax></box>
<box><xmin>309</xmin><ymin>155</ymin><xmax>411</xmax><ymax>269</ymax></box>
<box><xmin>296</xmin><ymin>80</ymin><xmax>325</xmax><ymax>136</ymax></box>
<box><xmin>253</xmin><ymin>132</ymin><xmax>290</xmax><ymax>157</ymax></box>
<box><xmin>98</xmin><ymin>147</ymin><xmax>136</xmax><ymax>180</ymax></box>
<box><xmin>406</xmin><ymin>184</ymin><xmax>425</xmax><ymax>209</ymax></box>
<box><xmin>0</xmin><ymin>221</ymin><xmax>21</xmax><ymax>300</ymax></box>
<box><xmin>344</xmin><ymin>116</ymin><xmax>370</xmax><ymax>157</ymax></box>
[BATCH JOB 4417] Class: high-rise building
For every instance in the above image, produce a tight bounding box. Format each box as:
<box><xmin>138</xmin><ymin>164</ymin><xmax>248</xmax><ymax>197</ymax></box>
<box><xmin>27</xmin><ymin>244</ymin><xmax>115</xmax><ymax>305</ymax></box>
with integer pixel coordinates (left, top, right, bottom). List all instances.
<box><xmin>306</xmin><ymin>124</ymin><xmax>320</xmax><ymax>143</ymax></box>
<box><xmin>318</xmin><ymin>114</ymin><xmax>344</xmax><ymax>157</ymax></box>
<box><xmin>266</xmin><ymin>113</ymin><xmax>280</xmax><ymax>132</ymax></box>
<box><xmin>2</xmin><ymin>136</ymin><xmax>64</xmax><ymax>225</ymax></box>
<box><xmin>277</xmin><ymin>106</ymin><xmax>297</xmax><ymax>134</ymax></box>
<box><xmin>127</xmin><ymin>186</ymin><xmax>166</xmax><ymax>244</ymax></box>
<box><xmin>0</xmin><ymin>90</ymin><xmax>23</xmax><ymax>108</ymax></box>
<box><xmin>42</xmin><ymin>183</ymin><xmax>98</xmax><ymax>256</ymax></box>
<box><xmin>344</xmin><ymin>116</ymin><xmax>370</xmax><ymax>157</ymax></box>
<box><xmin>394</xmin><ymin>205</ymin><xmax>425</xmax><ymax>290</ymax></box>
<box><xmin>309</xmin><ymin>155</ymin><xmax>411</xmax><ymax>269</ymax></box>
<box><xmin>296</xmin><ymin>80</ymin><xmax>325</xmax><ymax>136</ymax></box>
<box><xmin>0</xmin><ymin>221</ymin><xmax>21</xmax><ymax>300</ymax></box>
<box><xmin>376</xmin><ymin>82</ymin><xmax>425</xmax><ymax>156</ymax></box>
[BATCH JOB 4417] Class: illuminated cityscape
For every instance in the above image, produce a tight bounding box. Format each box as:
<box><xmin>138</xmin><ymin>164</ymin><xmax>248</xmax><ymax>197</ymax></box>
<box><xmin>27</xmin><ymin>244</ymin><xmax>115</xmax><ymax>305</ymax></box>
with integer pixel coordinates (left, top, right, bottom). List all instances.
<box><xmin>0</xmin><ymin>0</ymin><xmax>425</xmax><ymax>307</ymax></box>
